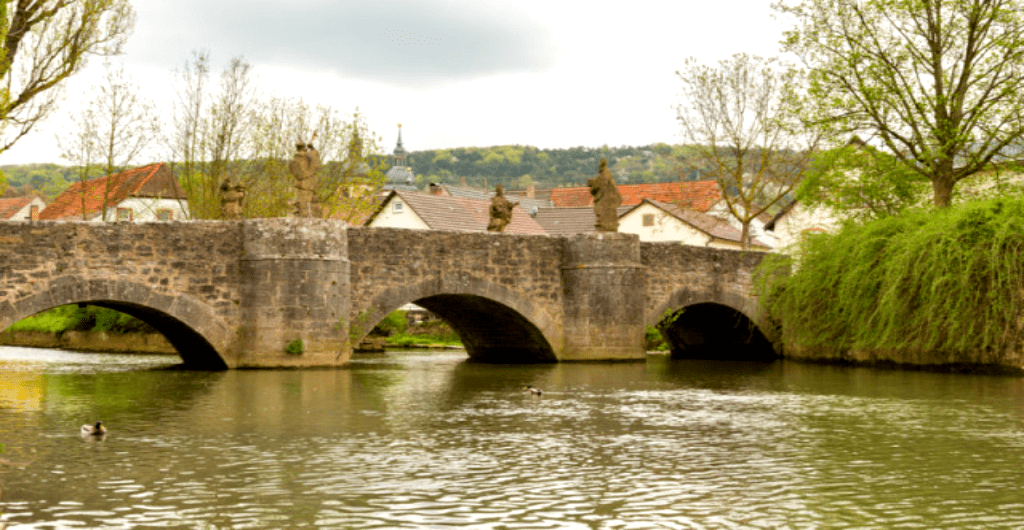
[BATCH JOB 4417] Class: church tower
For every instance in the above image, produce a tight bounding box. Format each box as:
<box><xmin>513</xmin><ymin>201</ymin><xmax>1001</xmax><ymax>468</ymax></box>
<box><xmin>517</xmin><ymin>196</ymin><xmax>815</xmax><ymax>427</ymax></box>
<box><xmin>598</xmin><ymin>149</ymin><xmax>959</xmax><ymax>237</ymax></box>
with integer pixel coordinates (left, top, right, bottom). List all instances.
<box><xmin>384</xmin><ymin>123</ymin><xmax>418</xmax><ymax>191</ymax></box>
<box><xmin>392</xmin><ymin>123</ymin><xmax>408</xmax><ymax>168</ymax></box>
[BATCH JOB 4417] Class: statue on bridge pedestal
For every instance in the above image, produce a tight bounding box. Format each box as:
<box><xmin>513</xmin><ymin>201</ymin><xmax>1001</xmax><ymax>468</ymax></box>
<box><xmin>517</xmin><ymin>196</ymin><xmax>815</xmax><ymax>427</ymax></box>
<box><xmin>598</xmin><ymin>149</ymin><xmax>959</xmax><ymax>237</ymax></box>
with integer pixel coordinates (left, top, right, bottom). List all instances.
<box><xmin>487</xmin><ymin>184</ymin><xmax>515</xmax><ymax>232</ymax></box>
<box><xmin>289</xmin><ymin>133</ymin><xmax>322</xmax><ymax>218</ymax></box>
<box><xmin>219</xmin><ymin>175</ymin><xmax>246</xmax><ymax>220</ymax></box>
<box><xmin>589</xmin><ymin>158</ymin><xmax>622</xmax><ymax>231</ymax></box>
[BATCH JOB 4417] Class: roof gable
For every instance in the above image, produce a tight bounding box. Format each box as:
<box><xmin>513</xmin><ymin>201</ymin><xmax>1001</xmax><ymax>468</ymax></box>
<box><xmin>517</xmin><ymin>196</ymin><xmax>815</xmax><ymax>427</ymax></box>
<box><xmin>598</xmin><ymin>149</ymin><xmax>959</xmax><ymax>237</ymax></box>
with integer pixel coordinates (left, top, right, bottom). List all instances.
<box><xmin>0</xmin><ymin>196</ymin><xmax>43</xmax><ymax>219</ymax></box>
<box><xmin>39</xmin><ymin>163</ymin><xmax>185</xmax><ymax>220</ymax></box>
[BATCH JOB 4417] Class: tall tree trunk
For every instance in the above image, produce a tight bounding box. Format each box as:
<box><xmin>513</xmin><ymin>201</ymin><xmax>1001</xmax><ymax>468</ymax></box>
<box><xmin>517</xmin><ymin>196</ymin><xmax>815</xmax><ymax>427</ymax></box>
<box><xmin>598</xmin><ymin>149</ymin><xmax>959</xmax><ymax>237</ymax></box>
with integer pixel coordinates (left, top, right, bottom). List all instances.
<box><xmin>932</xmin><ymin>177</ymin><xmax>954</xmax><ymax>208</ymax></box>
<box><xmin>740</xmin><ymin>220</ymin><xmax>750</xmax><ymax>250</ymax></box>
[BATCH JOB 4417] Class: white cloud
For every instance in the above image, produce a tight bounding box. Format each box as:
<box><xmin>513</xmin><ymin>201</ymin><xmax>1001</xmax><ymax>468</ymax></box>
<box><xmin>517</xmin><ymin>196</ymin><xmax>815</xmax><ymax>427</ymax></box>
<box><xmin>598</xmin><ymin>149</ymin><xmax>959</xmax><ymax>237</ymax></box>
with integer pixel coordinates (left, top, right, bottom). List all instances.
<box><xmin>0</xmin><ymin>0</ymin><xmax>788</xmax><ymax>165</ymax></box>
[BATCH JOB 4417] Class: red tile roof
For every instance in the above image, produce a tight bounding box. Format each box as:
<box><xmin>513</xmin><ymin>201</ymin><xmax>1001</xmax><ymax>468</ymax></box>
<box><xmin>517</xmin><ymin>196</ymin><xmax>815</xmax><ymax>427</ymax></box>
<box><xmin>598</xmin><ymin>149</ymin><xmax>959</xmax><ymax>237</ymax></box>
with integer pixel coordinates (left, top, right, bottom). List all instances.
<box><xmin>39</xmin><ymin>163</ymin><xmax>186</xmax><ymax>220</ymax></box>
<box><xmin>0</xmin><ymin>197</ymin><xmax>34</xmax><ymax>219</ymax></box>
<box><xmin>367</xmin><ymin>190</ymin><xmax>548</xmax><ymax>235</ymax></box>
<box><xmin>549</xmin><ymin>181</ymin><xmax>721</xmax><ymax>211</ymax></box>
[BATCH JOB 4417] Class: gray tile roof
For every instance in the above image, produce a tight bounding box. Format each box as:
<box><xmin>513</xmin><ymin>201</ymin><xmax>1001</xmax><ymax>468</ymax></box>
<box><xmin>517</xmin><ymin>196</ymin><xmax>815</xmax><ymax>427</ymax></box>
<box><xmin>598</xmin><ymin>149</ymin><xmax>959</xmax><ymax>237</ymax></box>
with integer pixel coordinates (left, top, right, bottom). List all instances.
<box><xmin>385</xmin><ymin>166</ymin><xmax>418</xmax><ymax>191</ymax></box>
<box><xmin>533</xmin><ymin>206</ymin><xmax>632</xmax><ymax>236</ymax></box>
<box><xmin>367</xmin><ymin>190</ymin><xmax>548</xmax><ymax>235</ymax></box>
<box><xmin>434</xmin><ymin>184</ymin><xmax>553</xmax><ymax>215</ymax></box>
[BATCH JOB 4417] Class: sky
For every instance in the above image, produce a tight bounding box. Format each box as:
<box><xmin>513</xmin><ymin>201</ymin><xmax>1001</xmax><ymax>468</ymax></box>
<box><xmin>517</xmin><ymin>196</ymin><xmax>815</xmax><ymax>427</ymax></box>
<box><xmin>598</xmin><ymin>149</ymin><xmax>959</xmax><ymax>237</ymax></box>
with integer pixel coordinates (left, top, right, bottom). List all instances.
<box><xmin>0</xmin><ymin>0</ymin><xmax>790</xmax><ymax>165</ymax></box>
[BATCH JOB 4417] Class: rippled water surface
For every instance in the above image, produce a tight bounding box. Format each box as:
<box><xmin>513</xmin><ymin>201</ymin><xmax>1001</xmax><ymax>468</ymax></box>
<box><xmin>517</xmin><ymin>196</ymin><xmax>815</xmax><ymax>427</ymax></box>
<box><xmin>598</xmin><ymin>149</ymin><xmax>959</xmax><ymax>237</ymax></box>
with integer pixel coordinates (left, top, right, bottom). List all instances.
<box><xmin>4</xmin><ymin>346</ymin><xmax>1024</xmax><ymax>528</ymax></box>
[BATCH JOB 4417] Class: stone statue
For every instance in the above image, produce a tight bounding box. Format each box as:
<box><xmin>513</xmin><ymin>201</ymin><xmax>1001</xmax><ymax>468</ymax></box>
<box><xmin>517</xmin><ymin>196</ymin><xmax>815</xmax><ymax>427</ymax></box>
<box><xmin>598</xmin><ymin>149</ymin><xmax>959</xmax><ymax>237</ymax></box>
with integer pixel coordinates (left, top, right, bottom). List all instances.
<box><xmin>487</xmin><ymin>184</ymin><xmax>515</xmax><ymax>232</ymax></box>
<box><xmin>289</xmin><ymin>136</ymin><xmax>322</xmax><ymax>218</ymax></box>
<box><xmin>588</xmin><ymin>158</ymin><xmax>622</xmax><ymax>231</ymax></box>
<box><xmin>219</xmin><ymin>175</ymin><xmax>246</xmax><ymax>220</ymax></box>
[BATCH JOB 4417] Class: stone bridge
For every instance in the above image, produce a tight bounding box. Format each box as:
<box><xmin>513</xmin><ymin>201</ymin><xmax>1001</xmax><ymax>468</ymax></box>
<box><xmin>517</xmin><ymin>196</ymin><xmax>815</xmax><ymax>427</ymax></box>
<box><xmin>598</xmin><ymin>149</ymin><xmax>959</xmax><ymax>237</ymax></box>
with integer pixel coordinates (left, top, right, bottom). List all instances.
<box><xmin>0</xmin><ymin>219</ymin><xmax>777</xmax><ymax>369</ymax></box>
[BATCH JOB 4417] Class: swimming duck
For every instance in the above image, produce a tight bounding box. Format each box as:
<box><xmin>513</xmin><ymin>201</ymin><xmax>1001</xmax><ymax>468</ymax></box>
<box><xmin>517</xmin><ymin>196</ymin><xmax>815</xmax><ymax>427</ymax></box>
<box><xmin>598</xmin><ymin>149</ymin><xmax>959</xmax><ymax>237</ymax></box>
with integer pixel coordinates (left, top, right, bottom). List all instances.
<box><xmin>80</xmin><ymin>421</ymin><xmax>107</xmax><ymax>436</ymax></box>
<box><xmin>524</xmin><ymin>385</ymin><xmax>543</xmax><ymax>395</ymax></box>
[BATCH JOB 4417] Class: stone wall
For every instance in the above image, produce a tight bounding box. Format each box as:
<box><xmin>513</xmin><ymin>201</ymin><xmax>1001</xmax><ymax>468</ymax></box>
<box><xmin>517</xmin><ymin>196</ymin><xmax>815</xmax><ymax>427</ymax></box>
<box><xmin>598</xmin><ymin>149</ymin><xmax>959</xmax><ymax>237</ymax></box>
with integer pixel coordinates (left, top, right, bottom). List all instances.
<box><xmin>347</xmin><ymin>227</ymin><xmax>566</xmax><ymax>361</ymax></box>
<box><xmin>640</xmin><ymin>242</ymin><xmax>770</xmax><ymax>333</ymax></box>
<box><xmin>0</xmin><ymin>221</ymin><xmax>243</xmax><ymax>367</ymax></box>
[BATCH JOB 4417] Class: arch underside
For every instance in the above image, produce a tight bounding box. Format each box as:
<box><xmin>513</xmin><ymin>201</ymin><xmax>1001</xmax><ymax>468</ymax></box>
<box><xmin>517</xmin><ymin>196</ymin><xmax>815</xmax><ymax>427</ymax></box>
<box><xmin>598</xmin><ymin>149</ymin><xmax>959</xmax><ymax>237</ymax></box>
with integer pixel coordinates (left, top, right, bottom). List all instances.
<box><xmin>0</xmin><ymin>276</ymin><xmax>231</xmax><ymax>369</ymax></box>
<box><xmin>649</xmin><ymin>288</ymin><xmax>779</xmax><ymax>361</ymax></box>
<box><xmin>361</xmin><ymin>278</ymin><xmax>560</xmax><ymax>363</ymax></box>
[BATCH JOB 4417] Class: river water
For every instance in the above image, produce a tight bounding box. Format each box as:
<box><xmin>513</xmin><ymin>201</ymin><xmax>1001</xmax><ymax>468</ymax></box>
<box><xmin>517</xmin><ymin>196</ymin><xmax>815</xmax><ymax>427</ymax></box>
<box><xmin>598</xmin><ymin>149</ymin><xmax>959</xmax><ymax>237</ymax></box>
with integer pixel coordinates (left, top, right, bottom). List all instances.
<box><xmin>3</xmin><ymin>346</ymin><xmax>1024</xmax><ymax>529</ymax></box>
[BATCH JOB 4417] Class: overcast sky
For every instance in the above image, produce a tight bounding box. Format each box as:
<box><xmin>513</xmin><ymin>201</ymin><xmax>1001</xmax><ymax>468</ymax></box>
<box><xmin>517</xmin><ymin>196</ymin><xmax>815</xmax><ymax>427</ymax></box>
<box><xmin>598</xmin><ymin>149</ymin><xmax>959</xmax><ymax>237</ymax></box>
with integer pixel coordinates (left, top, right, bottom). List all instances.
<box><xmin>1</xmin><ymin>0</ymin><xmax>789</xmax><ymax>165</ymax></box>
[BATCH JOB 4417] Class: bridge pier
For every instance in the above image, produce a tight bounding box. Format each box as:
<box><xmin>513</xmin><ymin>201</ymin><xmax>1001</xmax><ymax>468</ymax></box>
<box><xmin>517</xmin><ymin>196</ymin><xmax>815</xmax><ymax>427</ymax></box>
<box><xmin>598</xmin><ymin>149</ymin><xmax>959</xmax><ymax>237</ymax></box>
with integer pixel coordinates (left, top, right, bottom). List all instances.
<box><xmin>559</xmin><ymin>233</ymin><xmax>646</xmax><ymax>361</ymax></box>
<box><xmin>235</xmin><ymin>220</ymin><xmax>350</xmax><ymax>367</ymax></box>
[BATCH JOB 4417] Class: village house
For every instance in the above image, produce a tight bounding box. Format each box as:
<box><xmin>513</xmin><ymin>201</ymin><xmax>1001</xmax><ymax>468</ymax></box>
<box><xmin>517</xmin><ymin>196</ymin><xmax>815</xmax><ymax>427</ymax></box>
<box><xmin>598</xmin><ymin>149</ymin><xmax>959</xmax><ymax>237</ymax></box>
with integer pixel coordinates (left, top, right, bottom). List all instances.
<box><xmin>0</xmin><ymin>195</ymin><xmax>46</xmax><ymax>221</ymax></box>
<box><xmin>619</xmin><ymin>198</ymin><xmax>771</xmax><ymax>250</ymax></box>
<box><xmin>365</xmin><ymin>189</ymin><xmax>547</xmax><ymax>235</ymax></box>
<box><xmin>38</xmin><ymin>163</ymin><xmax>189</xmax><ymax>222</ymax></box>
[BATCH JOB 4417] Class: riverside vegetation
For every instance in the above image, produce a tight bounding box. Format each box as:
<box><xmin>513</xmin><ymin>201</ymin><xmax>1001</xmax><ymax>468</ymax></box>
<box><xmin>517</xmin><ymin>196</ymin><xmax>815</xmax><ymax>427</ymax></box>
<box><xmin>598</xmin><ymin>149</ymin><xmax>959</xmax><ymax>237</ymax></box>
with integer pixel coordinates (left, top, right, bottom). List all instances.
<box><xmin>5</xmin><ymin>306</ymin><xmax>670</xmax><ymax>354</ymax></box>
<box><xmin>756</xmin><ymin>197</ymin><xmax>1024</xmax><ymax>365</ymax></box>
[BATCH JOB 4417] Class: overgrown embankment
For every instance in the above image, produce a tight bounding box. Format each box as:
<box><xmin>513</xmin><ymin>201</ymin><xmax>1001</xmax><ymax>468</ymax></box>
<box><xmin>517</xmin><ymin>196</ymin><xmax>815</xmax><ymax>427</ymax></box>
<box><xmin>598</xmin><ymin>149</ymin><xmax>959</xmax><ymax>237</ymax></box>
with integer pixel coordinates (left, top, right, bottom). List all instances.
<box><xmin>0</xmin><ymin>305</ymin><xmax>174</xmax><ymax>354</ymax></box>
<box><xmin>757</xmin><ymin>198</ymin><xmax>1024</xmax><ymax>371</ymax></box>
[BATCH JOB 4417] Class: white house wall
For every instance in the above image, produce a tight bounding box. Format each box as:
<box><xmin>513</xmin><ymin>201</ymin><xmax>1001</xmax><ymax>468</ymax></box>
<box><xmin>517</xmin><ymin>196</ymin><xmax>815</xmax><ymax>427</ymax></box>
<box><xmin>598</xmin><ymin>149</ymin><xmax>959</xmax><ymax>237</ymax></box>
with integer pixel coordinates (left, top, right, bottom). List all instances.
<box><xmin>619</xmin><ymin>203</ymin><xmax>712</xmax><ymax>246</ymax></box>
<box><xmin>368</xmin><ymin>197</ymin><xmax>430</xmax><ymax>230</ymax></box>
<box><xmin>102</xmin><ymin>197</ymin><xmax>191</xmax><ymax>222</ymax></box>
<box><xmin>772</xmin><ymin>203</ymin><xmax>841</xmax><ymax>251</ymax></box>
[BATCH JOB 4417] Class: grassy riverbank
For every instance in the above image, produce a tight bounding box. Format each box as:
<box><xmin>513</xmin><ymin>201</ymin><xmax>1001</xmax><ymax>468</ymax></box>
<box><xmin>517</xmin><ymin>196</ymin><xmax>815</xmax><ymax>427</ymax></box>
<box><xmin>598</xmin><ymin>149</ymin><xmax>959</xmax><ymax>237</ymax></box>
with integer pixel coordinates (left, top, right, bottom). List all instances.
<box><xmin>9</xmin><ymin>305</ymin><xmax>154</xmax><ymax>334</ymax></box>
<box><xmin>757</xmin><ymin>197</ymin><xmax>1024</xmax><ymax>359</ymax></box>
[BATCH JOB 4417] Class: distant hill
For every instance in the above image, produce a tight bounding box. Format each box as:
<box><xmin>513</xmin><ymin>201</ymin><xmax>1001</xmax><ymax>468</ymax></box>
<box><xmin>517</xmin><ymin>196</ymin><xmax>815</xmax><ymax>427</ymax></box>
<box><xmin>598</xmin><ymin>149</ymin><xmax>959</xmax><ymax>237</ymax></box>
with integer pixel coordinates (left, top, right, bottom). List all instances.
<box><xmin>405</xmin><ymin>143</ymin><xmax>710</xmax><ymax>190</ymax></box>
<box><xmin>0</xmin><ymin>143</ymin><xmax>710</xmax><ymax>199</ymax></box>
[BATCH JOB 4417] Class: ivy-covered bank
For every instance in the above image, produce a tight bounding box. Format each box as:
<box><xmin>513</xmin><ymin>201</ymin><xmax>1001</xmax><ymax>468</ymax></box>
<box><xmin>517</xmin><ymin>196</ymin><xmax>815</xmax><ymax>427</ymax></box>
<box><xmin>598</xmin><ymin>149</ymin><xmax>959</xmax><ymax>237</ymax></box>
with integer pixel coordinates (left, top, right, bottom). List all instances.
<box><xmin>757</xmin><ymin>198</ymin><xmax>1024</xmax><ymax>371</ymax></box>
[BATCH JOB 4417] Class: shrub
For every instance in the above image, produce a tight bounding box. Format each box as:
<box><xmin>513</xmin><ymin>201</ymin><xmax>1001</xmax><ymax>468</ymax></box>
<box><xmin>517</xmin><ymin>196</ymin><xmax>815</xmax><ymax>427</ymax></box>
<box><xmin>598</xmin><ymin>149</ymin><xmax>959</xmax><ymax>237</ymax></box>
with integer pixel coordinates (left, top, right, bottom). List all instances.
<box><xmin>756</xmin><ymin>197</ymin><xmax>1024</xmax><ymax>354</ymax></box>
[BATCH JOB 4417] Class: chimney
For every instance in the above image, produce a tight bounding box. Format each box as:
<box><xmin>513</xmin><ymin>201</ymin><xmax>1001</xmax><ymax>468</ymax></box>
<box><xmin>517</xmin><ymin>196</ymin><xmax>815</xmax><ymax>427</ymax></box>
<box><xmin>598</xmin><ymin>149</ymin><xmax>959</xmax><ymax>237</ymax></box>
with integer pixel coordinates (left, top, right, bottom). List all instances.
<box><xmin>526</xmin><ymin>184</ymin><xmax>535</xmax><ymax>199</ymax></box>
<box><xmin>429</xmin><ymin>183</ymin><xmax>444</xmax><ymax>196</ymax></box>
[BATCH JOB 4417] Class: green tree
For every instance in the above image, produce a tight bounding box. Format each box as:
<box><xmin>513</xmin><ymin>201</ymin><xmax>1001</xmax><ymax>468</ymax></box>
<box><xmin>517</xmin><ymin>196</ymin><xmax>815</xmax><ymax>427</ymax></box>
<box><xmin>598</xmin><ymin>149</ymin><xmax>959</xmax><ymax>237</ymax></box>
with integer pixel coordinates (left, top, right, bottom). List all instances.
<box><xmin>57</xmin><ymin>63</ymin><xmax>159</xmax><ymax>220</ymax></box>
<box><xmin>676</xmin><ymin>54</ymin><xmax>819</xmax><ymax>249</ymax></box>
<box><xmin>776</xmin><ymin>0</ymin><xmax>1024</xmax><ymax>207</ymax></box>
<box><xmin>799</xmin><ymin>139</ymin><xmax>929</xmax><ymax>221</ymax></box>
<box><xmin>0</xmin><ymin>0</ymin><xmax>135</xmax><ymax>156</ymax></box>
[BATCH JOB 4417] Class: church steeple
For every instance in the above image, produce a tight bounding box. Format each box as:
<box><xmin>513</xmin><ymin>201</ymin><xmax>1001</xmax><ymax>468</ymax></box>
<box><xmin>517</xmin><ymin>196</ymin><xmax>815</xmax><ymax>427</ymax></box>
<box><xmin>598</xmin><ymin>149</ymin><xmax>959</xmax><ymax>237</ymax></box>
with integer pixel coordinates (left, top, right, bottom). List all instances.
<box><xmin>392</xmin><ymin>123</ymin><xmax>408</xmax><ymax>168</ymax></box>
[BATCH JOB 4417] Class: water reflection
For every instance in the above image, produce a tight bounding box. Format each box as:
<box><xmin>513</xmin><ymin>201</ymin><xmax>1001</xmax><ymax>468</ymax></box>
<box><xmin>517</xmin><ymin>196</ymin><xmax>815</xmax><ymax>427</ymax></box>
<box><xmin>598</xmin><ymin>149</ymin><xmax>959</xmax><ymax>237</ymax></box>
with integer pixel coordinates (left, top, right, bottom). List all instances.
<box><xmin>4</xmin><ymin>347</ymin><xmax>1024</xmax><ymax>528</ymax></box>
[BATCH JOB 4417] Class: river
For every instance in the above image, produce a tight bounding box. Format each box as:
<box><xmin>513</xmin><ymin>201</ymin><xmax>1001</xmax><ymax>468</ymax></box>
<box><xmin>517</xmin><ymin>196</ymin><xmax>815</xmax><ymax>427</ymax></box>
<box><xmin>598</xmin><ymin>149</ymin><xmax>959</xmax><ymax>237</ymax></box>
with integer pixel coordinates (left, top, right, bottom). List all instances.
<box><xmin>3</xmin><ymin>346</ymin><xmax>1024</xmax><ymax>529</ymax></box>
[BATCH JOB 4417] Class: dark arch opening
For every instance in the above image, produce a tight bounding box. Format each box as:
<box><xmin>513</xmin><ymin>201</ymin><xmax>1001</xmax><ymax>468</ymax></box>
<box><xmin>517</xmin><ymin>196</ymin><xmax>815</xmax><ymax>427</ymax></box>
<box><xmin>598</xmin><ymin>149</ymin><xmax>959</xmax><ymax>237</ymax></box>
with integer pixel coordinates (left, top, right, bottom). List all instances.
<box><xmin>4</xmin><ymin>301</ymin><xmax>227</xmax><ymax>370</ymax></box>
<box><xmin>412</xmin><ymin>294</ymin><xmax>557</xmax><ymax>363</ymax></box>
<box><xmin>658</xmin><ymin>302</ymin><xmax>777</xmax><ymax>362</ymax></box>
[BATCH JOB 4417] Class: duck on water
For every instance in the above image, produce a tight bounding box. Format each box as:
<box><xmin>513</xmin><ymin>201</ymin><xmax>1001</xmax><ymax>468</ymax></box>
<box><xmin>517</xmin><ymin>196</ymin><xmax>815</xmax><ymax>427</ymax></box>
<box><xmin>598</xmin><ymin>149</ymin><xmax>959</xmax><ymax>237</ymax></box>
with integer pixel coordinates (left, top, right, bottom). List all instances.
<box><xmin>81</xmin><ymin>421</ymin><xmax>107</xmax><ymax>437</ymax></box>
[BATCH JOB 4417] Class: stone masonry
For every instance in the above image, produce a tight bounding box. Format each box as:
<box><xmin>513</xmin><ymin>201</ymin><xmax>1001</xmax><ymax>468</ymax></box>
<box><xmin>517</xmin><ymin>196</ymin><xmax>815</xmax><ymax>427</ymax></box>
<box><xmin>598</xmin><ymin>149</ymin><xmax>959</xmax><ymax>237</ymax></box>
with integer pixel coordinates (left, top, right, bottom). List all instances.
<box><xmin>0</xmin><ymin>220</ymin><xmax>772</xmax><ymax>368</ymax></box>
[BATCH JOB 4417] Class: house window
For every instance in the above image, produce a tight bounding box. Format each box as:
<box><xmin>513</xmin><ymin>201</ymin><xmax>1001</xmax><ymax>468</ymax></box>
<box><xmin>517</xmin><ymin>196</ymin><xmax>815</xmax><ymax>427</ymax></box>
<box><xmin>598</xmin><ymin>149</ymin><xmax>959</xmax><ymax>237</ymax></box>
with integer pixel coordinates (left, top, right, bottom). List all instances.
<box><xmin>157</xmin><ymin>209</ymin><xmax>173</xmax><ymax>221</ymax></box>
<box><xmin>642</xmin><ymin>213</ymin><xmax>655</xmax><ymax>227</ymax></box>
<box><xmin>393</xmin><ymin>201</ymin><xmax>404</xmax><ymax>213</ymax></box>
<box><xmin>116</xmin><ymin>208</ymin><xmax>133</xmax><ymax>222</ymax></box>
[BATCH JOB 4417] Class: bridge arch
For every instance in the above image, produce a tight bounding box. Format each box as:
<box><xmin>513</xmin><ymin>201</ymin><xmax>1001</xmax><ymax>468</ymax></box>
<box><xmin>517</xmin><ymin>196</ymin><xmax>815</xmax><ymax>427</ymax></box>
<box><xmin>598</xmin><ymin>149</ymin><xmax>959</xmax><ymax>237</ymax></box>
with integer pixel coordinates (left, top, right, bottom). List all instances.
<box><xmin>0</xmin><ymin>275</ymin><xmax>233</xmax><ymax>369</ymax></box>
<box><xmin>356</xmin><ymin>275</ymin><xmax>561</xmax><ymax>363</ymax></box>
<box><xmin>647</xmin><ymin>288</ymin><xmax>780</xmax><ymax>361</ymax></box>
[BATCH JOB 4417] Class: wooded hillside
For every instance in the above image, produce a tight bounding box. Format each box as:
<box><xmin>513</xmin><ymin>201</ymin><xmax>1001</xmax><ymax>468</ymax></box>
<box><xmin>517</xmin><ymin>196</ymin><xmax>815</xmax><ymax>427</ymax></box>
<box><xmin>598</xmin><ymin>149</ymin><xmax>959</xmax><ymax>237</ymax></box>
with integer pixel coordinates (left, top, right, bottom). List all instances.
<box><xmin>0</xmin><ymin>143</ymin><xmax>709</xmax><ymax>199</ymax></box>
